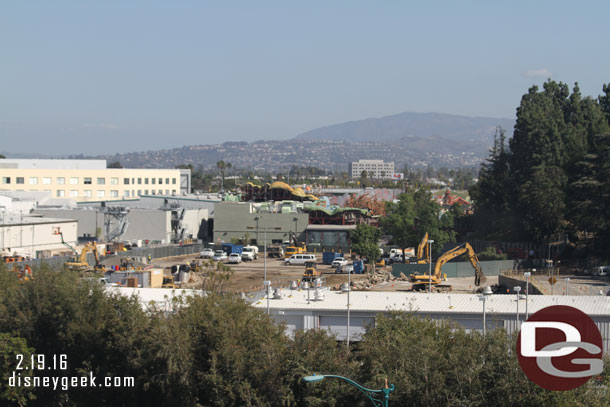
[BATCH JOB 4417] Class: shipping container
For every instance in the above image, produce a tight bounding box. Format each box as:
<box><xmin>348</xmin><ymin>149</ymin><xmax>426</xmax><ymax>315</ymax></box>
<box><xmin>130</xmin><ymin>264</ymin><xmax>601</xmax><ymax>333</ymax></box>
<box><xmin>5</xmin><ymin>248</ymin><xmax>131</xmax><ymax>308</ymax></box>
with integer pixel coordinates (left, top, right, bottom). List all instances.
<box><xmin>323</xmin><ymin>252</ymin><xmax>342</xmax><ymax>265</ymax></box>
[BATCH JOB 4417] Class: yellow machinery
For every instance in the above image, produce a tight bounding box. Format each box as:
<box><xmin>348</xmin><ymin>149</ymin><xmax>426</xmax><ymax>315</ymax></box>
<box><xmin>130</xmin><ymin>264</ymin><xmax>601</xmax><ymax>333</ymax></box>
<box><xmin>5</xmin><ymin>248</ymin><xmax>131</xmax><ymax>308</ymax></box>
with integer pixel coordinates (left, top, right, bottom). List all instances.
<box><xmin>65</xmin><ymin>242</ymin><xmax>104</xmax><ymax>272</ymax></box>
<box><xmin>411</xmin><ymin>242</ymin><xmax>486</xmax><ymax>292</ymax></box>
<box><xmin>410</xmin><ymin>233</ymin><xmax>430</xmax><ymax>264</ymax></box>
<box><xmin>285</xmin><ymin>231</ymin><xmax>307</xmax><ymax>258</ymax></box>
<box><xmin>301</xmin><ymin>261</ymin><xmax>322</xmax><ymax>282</ymax></box>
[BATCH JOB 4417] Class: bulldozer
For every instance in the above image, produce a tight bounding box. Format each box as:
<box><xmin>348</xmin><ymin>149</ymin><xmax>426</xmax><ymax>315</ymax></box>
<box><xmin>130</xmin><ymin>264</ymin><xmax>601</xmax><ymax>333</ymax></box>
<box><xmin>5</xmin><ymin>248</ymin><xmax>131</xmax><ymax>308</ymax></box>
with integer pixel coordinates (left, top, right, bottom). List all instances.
<box><xmin>411</xmin><ymin>242</ymin><xmax>486</xmax><ymax>292</ymax></box>
<box><xmin>301</xmin><ymin>261</ymin><xmax>322</xmax><ymax>283</ymax></box>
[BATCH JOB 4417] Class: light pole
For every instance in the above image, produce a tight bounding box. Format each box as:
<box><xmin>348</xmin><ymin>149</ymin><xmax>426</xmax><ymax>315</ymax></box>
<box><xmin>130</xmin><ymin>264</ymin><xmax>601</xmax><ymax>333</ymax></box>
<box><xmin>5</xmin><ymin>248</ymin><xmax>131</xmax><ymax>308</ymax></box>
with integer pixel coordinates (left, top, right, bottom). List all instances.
<box><xmin>514</xmin><ymin>286</ymin><xmax>521</xmax><ymax>327</ymax></box>
<box><xmin>478</xmin><ymin>286</ymin><xmax>493</xmax><ymax>336</ymax></box>
<box><xmin>347</xmin><ymin>266</ymin><xmax>351</xmax><ymax>348</ymax></box>
<box><xmin>523</xmin><ymin>271</ymin><xmax>531</xmax><ymax>319</ymax></box>
<box><xmin>247</xmin><ymin>224</ymin><xmax>282</xmax><ymax>315</ymax></box>
<box><xmin>303</xmin><ymin>374</ymin><xmax>395</xmax><ymax>407</ymax></box>
<box><xmin>427</xmin><ymin>239</ymin><xmax>434</xmax><ymax>293</ymax></box>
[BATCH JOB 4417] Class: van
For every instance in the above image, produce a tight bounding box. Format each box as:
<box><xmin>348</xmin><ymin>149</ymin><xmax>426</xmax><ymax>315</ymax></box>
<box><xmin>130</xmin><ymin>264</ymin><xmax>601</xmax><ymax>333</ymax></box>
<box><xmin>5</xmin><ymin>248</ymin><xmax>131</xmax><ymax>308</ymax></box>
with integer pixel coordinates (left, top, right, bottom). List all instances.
<box><xmin>284</xmin><ymin>254</ymin><xmax>317</xmax><ymax>265</ymax></box>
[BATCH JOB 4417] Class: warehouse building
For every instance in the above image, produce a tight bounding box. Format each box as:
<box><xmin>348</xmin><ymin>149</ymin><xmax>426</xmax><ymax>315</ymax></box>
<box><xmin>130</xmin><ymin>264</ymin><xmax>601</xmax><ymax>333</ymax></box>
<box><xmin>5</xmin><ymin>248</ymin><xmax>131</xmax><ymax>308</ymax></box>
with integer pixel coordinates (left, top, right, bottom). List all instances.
<box><xmin>253</xmin><ymin>290</ymin><xmax>610</xmax><ymax>351</ymax></box>
<box><xmin>0</xmin><ymin>159</ymin><xmax>191</xmax><ymax>202</ymax></box>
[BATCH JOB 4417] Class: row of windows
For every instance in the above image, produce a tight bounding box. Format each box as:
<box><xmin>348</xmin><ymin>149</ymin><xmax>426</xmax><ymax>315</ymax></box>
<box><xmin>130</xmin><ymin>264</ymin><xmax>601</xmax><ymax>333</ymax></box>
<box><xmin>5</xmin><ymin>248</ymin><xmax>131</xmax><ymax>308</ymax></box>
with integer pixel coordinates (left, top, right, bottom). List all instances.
<box><xmin>47</xmin><ymin>189</ymin><xmax>177</xmax><ymax>198</ymax></box>
<box><xmin>1</xmin><ymin>176</ymin><xmax>177</xmax><ymax>185</ymax></box>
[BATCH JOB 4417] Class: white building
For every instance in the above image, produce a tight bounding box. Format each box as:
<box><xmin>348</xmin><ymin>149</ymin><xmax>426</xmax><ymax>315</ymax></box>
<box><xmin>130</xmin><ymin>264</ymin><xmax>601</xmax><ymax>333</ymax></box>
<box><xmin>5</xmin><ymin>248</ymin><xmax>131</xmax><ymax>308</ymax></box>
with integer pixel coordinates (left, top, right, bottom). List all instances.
<box><xmin>349</xmin><ymin>160</ymin><xmax>394</xmax><ymax>179</ymax></box>
<box><xmin>0</xmin><ymin>214</ymin><xmax>77</xmax><ymax>258</ymax></box>
<box><xmin>0</xmin><ymin>159</ymin><xmax>191</xmax><ymax>202</ymax></box>
<box><xmin>253</xmin><ymin>290</ymin><xmax>610</xmax><ymax>351</ymax></box>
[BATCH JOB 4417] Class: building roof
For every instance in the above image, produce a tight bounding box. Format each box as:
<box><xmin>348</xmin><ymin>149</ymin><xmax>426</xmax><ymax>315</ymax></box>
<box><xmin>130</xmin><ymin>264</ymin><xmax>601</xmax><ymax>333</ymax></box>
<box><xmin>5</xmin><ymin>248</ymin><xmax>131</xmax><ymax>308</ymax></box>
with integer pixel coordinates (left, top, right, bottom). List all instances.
<box><xmin>104</xmin><ymin>287</ymin><xmax>204</xmax><ymax>311</ymax></box>
<box><xmin>0</xmin><ymin>159</ymin><xmax>107</xmax><ymax>169</ymax></box>
<box><xmin>305</xmin><ymin>224</ymin><xmax>357</xmax><ymax>231</ymax></box>
<box><xmin>252</xmin><ymin>290</ymin><xmax>610</xmax><ymax>317</ymax></box>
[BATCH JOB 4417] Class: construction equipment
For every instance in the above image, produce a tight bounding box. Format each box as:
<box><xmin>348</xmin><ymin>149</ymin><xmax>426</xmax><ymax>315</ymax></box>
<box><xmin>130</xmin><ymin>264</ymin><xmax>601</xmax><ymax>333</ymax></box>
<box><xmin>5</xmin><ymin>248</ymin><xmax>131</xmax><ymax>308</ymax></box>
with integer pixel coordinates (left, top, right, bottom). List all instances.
<box><xmin>65</xmin><ymin>242</ymin><xmax>103</xmax><ymax>271</ymax></box>
<box><xmin>162</xmin><ymin>277</ymin><xmax>177</xmax><ymax>289</ymax></box>
<box><xmin>285</xmin><ymin>231</ymin><xmax>307</xmax><ymax>258</ymax></box>
<box><xmin>410</xmin><ymin>233</ymin><xmax>430</xmax><ymax>264</ymax></box>
<box><xmin>411</xmin><ymin>242</ymin><xmax>486</xmax><ymax>292</ymax></box>
<box><xmin>301</xmin><ymin>261</ymin><xmax>322</xmax><ymax>282</ymax></box>
<box><xmin>267</xmin><ymin>244</ymin><xmax>284</xmax><ymax>258</ymax></box>
<box><xmin>10</xmin><ymin>265</ymin><xmax>33</xmax><ymax>282</ymax></box>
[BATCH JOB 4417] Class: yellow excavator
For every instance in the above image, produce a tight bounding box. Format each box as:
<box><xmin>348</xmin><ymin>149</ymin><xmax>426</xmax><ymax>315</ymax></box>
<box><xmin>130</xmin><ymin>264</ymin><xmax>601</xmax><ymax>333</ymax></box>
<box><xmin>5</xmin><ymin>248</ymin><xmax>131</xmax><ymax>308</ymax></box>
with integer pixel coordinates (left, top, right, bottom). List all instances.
<box><xmin>65</xmin><ymin>242</ymin><xmax>105</xmax><ymax>272</ymax></box>
<box><xmin>285</xmin><ymin>231</ymin><xmax>307</xmax><ymax>259</ymax></box>
<box><xmin>410</xmin><ymin>232</ymin><xmax>430</xmax><ymax>264</ymax></box>
<box><xmin>411</xmin><ymin>242</ymin><xmax>486</xmax><ymax>292</ymax></box>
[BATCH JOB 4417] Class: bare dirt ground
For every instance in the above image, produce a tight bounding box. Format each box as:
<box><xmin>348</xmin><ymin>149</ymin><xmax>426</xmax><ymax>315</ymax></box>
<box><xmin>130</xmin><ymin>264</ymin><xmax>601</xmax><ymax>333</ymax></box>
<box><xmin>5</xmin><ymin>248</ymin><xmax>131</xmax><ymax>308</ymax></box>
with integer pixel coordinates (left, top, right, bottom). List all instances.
<box><xmin>147</xmin><ymin>253</ymin><xmax>610</xmax><ymax>295</ymax></box>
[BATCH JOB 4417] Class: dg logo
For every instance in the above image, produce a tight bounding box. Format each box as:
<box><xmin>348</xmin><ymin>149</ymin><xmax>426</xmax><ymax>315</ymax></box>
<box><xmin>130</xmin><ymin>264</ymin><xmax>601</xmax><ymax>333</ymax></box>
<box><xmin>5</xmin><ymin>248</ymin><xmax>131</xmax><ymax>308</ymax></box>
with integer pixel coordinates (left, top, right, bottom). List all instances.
<box><xmin>517</xmin><ymin>305</ymin><xmax>604</xmax><ymax>391</ymax></box>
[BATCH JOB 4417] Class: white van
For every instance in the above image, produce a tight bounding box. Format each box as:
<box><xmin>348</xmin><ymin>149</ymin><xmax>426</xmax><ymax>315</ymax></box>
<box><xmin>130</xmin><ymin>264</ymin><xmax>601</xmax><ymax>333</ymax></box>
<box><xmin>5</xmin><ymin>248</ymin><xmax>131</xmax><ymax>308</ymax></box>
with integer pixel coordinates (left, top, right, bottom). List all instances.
<box><xmin>284</xmin><ymin>254</ymin><xmax>317</xmax><ymax>265</ymax></box>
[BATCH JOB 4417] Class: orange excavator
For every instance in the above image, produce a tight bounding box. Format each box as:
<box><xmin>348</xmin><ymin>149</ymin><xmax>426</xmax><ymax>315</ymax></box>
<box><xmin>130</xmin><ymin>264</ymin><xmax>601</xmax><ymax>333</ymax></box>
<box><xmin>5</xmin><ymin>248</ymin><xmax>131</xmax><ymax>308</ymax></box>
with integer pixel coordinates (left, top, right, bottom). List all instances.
<box><xmin>411</xmin><ymin>242</ymin><xmax>486</xmax><ymax>292</ymax></box>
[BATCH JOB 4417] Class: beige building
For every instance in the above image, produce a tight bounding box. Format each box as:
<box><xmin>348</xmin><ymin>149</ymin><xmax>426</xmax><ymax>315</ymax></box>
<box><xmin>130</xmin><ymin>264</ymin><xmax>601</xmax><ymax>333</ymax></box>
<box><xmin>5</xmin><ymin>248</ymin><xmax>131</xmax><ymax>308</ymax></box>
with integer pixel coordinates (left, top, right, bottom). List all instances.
<box><xmin>349</xmin><ymin>159</ymin><xmax>394</xmax><ymax>179</ymax></box>
<box><xmin>0</xmin><ymin>159</ymin><xmax>190</xmax><ymax>202</ymax></box>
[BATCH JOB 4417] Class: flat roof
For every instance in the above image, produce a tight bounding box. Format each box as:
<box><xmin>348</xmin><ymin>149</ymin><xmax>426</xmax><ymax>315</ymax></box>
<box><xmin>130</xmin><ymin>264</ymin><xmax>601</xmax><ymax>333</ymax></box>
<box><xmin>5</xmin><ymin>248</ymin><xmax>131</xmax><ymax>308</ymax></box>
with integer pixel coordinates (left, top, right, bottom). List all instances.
<box><xmin>306</xmin><ymin>225</ymin><xmax>357</xmax><ymax>231</ymax></box>
<box><xmin>252</xmin><ymin>291</ymin><xmax>610</xmax><ymax>316</ymax></box>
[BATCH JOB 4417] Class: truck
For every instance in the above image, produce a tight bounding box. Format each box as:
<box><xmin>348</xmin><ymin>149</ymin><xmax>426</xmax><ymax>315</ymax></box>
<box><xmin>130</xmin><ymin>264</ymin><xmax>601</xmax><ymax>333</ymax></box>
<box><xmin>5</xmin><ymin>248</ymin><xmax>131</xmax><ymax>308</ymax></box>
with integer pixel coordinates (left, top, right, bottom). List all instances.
<box><xmin>267</xmin><ymin>244</ymin><xmax>284</xmax><ymax>258</ymax></box>
<box><xmin>221</xmin><ymin>243</ymin><xmax>243</xmax><ymax>255</ymax></box>
<box><xmin>241</xmin><ymin>246</ymin><xmax>258</xmax><ymax>261</ymax></box>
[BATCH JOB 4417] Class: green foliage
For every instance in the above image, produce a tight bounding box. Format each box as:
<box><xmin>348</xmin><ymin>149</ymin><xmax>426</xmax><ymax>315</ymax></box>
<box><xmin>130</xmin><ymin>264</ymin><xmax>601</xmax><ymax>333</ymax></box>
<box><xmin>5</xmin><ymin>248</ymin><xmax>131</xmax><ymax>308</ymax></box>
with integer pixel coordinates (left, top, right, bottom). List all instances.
<box><xmin>382</xmin><ymin>188</ymin><xmax>455</xmax><ymax>256</ymax></box>
<box><xmin>470</xmin><ymin>80</ymin><xmax>610</xmax><ymax>244</ymax></box>
<box><xmin>0</xmin><ymin>333</ymin><xmax>35</xmax><ymax>406</ymax></box>
<box><xmin>350</xmin><ymin>224</ymin><xmax>382</xmax><ymax>266</ymax></box>
<box><xmin>476</xmin><ymin>246</ymin><xmax>508</xmax><ymax>261</ymax></box>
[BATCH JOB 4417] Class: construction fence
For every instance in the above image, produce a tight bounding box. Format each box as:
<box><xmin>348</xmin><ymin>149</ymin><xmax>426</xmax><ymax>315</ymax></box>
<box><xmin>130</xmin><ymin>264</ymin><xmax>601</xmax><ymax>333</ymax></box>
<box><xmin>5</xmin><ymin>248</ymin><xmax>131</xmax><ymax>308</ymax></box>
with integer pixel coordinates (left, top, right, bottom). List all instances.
<box><xmin>391</xmin><ymin>260</ymin><xmax>515</xmax><ymax>279</ymax></box>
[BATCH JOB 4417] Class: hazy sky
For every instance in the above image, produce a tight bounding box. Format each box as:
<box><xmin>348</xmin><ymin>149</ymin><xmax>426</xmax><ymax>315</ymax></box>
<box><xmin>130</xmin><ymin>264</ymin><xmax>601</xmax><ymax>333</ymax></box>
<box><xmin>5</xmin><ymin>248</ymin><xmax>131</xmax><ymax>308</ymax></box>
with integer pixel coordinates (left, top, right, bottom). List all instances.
<box><xmin>1</xmin><ymin>1</ymin><xmax>609</xmax><ymax>155</ymax></box>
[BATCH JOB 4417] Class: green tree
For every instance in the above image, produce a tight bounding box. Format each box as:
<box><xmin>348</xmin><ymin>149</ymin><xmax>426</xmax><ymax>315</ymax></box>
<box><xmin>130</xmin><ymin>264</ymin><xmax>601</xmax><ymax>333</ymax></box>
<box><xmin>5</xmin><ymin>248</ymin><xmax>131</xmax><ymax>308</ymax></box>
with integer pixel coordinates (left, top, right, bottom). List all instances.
<box><xmin>0</xmin><ymin>333</ymin><xmax>35</xmax><ymax>406</ymax></box>
<box><xmin>350</xmin><ymin>224</ymin><xmax>382</xmax><ymax>268</ymax></box>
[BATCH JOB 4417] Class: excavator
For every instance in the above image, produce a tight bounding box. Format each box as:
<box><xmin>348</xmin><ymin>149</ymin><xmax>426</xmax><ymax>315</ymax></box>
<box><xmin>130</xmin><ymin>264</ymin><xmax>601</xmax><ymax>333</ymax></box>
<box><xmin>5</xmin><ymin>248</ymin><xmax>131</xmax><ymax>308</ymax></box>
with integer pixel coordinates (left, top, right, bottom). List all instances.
<box><xmin>411</xmin><ymin>242</ymin><xmax>486</xmax><ymax>292</ymax></box>
<box><xmin>285</xmin><ymin>231</ymin><xmax>307</xmax><ymax>259</ymax></box>
<box><xmin>65</xmin><ymin>242</ymin><xmax>105</xmax><ymax>272</ymax></box>
<box><xmin>410</xmin><ymin>232</ymin><xmax>430</xmax><ymax>264</ymax></box>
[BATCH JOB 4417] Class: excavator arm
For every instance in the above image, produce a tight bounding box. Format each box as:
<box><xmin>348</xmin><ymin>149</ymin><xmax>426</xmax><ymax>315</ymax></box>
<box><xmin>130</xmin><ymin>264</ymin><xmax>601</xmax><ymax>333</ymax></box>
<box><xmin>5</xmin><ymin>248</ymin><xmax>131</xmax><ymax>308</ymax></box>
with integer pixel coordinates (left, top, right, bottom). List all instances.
<box><xmin>433</xmin><ymin>243</ymin><xmax>486</xmax><ymax>286</ymax></box>
<box><xmin>416</xmin><ymin>232</ymin><xmax>429</xmax><ymax>260</ymax></box>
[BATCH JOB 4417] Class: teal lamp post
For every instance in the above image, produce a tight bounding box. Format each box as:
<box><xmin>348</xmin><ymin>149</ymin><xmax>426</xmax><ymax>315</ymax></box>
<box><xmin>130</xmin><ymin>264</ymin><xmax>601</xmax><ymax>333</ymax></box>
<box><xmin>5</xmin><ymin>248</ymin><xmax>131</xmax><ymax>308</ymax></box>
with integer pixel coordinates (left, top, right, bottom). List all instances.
<box><xmin>302</xmin><ymin>374</ymin><xmax>395</xmax><ymax>407</ymax></box>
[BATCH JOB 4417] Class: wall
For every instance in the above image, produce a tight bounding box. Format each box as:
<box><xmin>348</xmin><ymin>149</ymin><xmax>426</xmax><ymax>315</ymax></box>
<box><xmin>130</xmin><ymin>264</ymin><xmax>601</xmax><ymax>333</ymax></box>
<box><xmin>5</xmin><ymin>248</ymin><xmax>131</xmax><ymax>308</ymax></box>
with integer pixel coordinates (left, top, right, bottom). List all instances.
<box><xmin>391</xmin><ymin>260</ymin><xmax>514</xmax><ymax>278</ymax></box>
<box><xmin>213</xmin><ymin>202</ymin><xmax>309</xmax><ymax>245</ymax></box>
<box><xmin>0</xmin><ymin>219</ymin><xmax>77</xmax><ymax>257</ymax></box>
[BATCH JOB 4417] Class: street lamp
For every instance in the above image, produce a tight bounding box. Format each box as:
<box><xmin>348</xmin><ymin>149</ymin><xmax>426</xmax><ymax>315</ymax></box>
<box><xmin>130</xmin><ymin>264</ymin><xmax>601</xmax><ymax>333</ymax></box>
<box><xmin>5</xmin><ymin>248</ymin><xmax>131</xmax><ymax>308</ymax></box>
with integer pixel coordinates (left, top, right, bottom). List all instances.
<box><xmin>523</xmin><ymin>271</ymin><xmax>531</xmax><ymax>319</ymax></box>
<box><xmin>247</xmin><ymin>224</ymin><xmax>282</xmax><ymax>315</ymax></box>
<box><xmin>302</xmin><ymin>374</ymin><xmax>395</xmax><ymax>407</ymax></box>
<box><xmin>478</xmin><ymin>286</ymin><xmax>493</xmax><ymax>336</ymax></box>
<box><xmin>347</xmin><ymin>266</ymin><xmax>351</xmax><ymax>348</ymax></box>
<box><xmin>427</xmin><ymin>239</ymin><xmax>434</xmax><ymax>293</ymax></box>
<box><xmin>514</xmin><ymin>286</ymin><xmax>521</xmax><ymax>327</ymax></box>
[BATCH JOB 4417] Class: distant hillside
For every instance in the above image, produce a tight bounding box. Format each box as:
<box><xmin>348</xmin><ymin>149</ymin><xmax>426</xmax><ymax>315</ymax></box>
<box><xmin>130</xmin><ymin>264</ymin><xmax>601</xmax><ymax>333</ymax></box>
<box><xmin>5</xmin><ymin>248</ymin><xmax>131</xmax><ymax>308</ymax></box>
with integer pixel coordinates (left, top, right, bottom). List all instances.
<box><xmin>295</xmin><ymin>112</ymin><xmax>514</xmax><ymax>156</ymax></box>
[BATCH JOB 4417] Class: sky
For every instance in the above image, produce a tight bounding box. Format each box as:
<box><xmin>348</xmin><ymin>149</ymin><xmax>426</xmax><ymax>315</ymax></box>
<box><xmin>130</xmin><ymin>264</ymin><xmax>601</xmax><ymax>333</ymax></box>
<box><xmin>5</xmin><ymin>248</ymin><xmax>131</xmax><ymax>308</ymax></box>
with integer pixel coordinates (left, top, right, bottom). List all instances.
<box><xmin>1</xmin><ymin>1</ymin><xmax>609</xmax><ymax>155</ymax></box>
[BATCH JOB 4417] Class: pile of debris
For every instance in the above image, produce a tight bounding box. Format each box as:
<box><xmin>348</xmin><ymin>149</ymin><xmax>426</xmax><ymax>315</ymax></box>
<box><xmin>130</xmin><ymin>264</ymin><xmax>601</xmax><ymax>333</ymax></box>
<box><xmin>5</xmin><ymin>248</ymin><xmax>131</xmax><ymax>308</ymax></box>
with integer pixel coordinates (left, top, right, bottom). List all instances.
<box><xmin>347</xmin><ymin>269</ymin><xmax>411</xmax><ymax>290</ymax></box>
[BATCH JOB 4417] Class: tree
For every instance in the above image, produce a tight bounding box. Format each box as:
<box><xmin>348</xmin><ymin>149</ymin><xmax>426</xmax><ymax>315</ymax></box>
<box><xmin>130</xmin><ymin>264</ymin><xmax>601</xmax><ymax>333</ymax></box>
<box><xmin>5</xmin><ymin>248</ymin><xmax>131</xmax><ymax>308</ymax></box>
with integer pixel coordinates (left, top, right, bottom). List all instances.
<box><xmin>107</xmin><ymin>161</ymin><xmax>122</xmax><ymax>168</ymax></box>
<box><xmin>350</xmin><ymin>224</ymin><xmax>382</xmax><ymax>269</ymax></box>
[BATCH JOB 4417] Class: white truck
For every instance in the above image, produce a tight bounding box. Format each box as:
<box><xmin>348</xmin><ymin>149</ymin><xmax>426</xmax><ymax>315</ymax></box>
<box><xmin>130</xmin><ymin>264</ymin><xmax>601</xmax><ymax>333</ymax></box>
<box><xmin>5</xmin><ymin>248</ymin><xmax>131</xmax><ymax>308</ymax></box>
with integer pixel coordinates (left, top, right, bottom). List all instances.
<box><xmin>241</xmin><ymin>245</ymin><xmax>259</xmax><ymax>261</ymax></box>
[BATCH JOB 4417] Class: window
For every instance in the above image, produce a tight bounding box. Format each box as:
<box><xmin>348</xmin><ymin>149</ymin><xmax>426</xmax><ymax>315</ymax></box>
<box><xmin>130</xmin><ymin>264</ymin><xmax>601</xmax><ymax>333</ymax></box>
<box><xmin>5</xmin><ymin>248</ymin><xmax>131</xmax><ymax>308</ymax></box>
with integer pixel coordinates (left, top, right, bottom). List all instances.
<box><xmin>84</xmin><ymin>178</ymin><xmax>92</xmax><ymax>185</ymax></box>
<box><xmin>56</xmin><ymin>190</ymin><xmax>65</xmax><ymax>197</ymax></box>
<box><xmin>165</xmin><ymin>178</ymin><xmax>170</xmax><ymax>184</ymax></box>
<box><xmin>70</xmin><ymin>190</ymin><xmax>78</xmax><ymax>197</ymax></box>
<box><xmin>137</xmin><ymin>190</ymin><xmax>141</xmax><ymax>196</ymax></box>
<box><xmin>124</xmin><ymin>191</ymin><xmax>130</xmax><ymax>198</ymax></box>
<box><xmin>172</xmin><ymin>190</ymin><xmax>176</xmax><ymax>195</ymax></box>
<box><xmin>172</xmin><ymin>178</ymin><xmax>176</xmax><ymax>184</ymax></box>
<box><xmin>70</xmin><ymin>177</ymin><xmax>78</xmax><ymax>184</ymax></box>
<box><xmin>1</xmin><ymin>177</ymin><xmax>10</xmax><ymax>184</ymax></box>
<box><xmin>56</xmin><ymin>177</ymin><xmax>65</xmax><ymax>184</ymax></box>
<box><xmin>42</xmin><ymin>177</ymin><xmax>51</xmax><ymax>185</ymax></box>
<box><xmin>29</xmin><ymin>177</ymin><xmax>38</xmax><ymax>185</ymax></box>
<box><xmin>158</xmin><ymin>178</ymin><xmax>162</xmax><ymax>184</ymax></box>
<box><xmin>110</xmin><ymin>190</ymin><xmax>118</xmax><ymax>197</ymax></box>
<box><xmin>145</xmin><ymin>178</ymin><xmax>149</xmax><ymax>184</ymax></box>
<box><xmin>165</xmin><ymin>190</ymin><xmax>169</xmax><ymax>195</ymax></box>
<box><xmin>97</xmin><ymin>177</ymin><xmax>105</xmax><ymax>185</ymax></box>
<box><xmin>158</xmin><ymin>189</ymin><xmax>162</xmax><ymax>195</ymax></box>
<box><xmin>110</xmin><ymin>177</ymin><xmax>118</xmax><ymax>185</ymax></box>
<box><xmin>84</xmin><ymin>190</ymin><xmax>92</xmax><ymax>198</ymax></box>
<box><xmin>123</xmin><ymin>178</ymin><xmax>130</xmax><ymax>185</ymax></box>
<box><xmin>16</xmin><ymin>177</ymin><xmax>24</xmax><ymax>184</ymax></box>
<box><xmin>131</xmin><ymin>178</ymin><xmax>134</xmax><ymax>184</ymax></box>
<box><xmin>97</xmin><ymin>190</ymin><xmax>105</xmax><ymax>198</ymax></box>
<box><xmin>152</xmin><ymin>178</ymin><xmax>156</xmax><ymax>184</ymax></box>
<box><xmin>144</xmin><ymin>190</ymin><xmax>149</xmax><ymax>195</ymax></box>
<box><xmin>137</xmin><ymin>178</ymin><xmax>142</xmax><ymax>185</ymax></box>
<box><xmin>151</xmin><ymin>190</ymin><xmax>156</xmax><ymax>195</ymax></box>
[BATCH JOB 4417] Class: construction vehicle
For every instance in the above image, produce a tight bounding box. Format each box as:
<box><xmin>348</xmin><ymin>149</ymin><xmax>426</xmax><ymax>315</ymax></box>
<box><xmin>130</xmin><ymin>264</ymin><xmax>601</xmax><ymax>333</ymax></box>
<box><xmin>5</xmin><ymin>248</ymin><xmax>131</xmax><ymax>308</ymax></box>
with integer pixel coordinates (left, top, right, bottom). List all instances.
<box><xmin>65</xmin><ymin>242</ymin><xmax>104</xmax><ymax>271</ymax></box>
<box><xmin>267</xmin><ymin>244</ymin><xmax>284</xmax><ymax>258</ymax></box>
<box><xmin>162</xmin><ymin>277</ymin><xmax>177</xmax><ymax>289</ymax></box>
<box><xmin>10</xmin><ymin>265</ymin><xmax>33</xmax><ymax>282</ymax></box>
<box><xmin>410</xmin><ymin>233</ymin><xmax>430</xmax><ymax>264</ymax></box>
<box><xmin>411</xmin><ymin>242</ymin><xmax>486</xmax><ymax>292</ymax></box>
<box><xmin>285</xmin><ymin>231</ymin><xmax>306</xmax><ymax>258</ymax></box>
<box><xmin>301</xmin><ymin>261</ymin><xmax>322</xmax><ymax>283</ymax></box>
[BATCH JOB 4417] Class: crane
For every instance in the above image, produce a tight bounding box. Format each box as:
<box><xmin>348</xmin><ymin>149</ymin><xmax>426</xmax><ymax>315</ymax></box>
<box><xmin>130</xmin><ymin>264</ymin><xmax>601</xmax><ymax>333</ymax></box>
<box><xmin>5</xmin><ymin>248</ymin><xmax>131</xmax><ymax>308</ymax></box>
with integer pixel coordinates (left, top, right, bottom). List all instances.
<box><xmin>411</xmin><ymin>242</ymin><xmax>486</xmax><ymax>292</ymax></box>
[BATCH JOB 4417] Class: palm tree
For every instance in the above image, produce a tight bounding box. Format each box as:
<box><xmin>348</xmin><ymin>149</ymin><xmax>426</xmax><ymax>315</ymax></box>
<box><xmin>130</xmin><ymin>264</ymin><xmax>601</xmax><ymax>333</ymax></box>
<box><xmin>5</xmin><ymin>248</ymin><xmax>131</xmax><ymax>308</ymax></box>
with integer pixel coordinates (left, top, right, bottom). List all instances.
<box><xmin>216</xmin><ymin>160</ymin><xmax>226</xmax><ymax>192</ymax></box>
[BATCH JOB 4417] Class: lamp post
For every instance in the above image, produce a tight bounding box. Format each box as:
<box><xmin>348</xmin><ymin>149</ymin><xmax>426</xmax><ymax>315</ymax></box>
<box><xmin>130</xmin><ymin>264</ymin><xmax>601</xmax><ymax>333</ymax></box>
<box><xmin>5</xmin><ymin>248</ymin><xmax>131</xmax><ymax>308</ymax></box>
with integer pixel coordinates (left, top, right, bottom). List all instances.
<box><xmin>514</xmin><ymin>286</ymin><xmax>521</xmax><ymax>327</ymax></box>
<box><xmin>247</xmin><ymin>224</ymin><xmax>282</xmax><ymax>315</ymax></box>
<box><xmin>303</xmin><ymin>374</ymin><xmax>395</xmax><ymax>407</ymax></box>
<box><xmin>478</xmin><ymin>286</ymin><xmax>493</xmax><ymax>337</ymax></box>
<box><xmin>523</xmin><ymin>271</ymin><xmax>531</xmax><ymax>319</ymax></box>
<box><xmin>347</xmin><ymin>266</ymin><xmax>351</xmax><ymax>348</ymax></box>
<box><xmin>427</xmin><ymin>239</ymin><xmax>434</xmax><ymax>293</ymax></box>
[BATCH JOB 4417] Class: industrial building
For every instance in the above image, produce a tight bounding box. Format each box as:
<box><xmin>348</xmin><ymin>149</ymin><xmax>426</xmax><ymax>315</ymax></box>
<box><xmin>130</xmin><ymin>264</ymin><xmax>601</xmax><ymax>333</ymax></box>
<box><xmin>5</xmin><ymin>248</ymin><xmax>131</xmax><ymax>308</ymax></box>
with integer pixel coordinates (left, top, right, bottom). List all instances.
<box><xmin>213</xmin><ymin>202</ymin><xmax>308</xmax><ymax>245</ymax></box>
<box><xmin>253</xmin><ymin>291</ymin><xmax>610</xmax><ymax>351</ymax></box>
<box><xmin>0</xmin><ymin>214</ymin><xmax>77</xmax><ymax>258</ymax></box>
<box><xmin>0</xmin><ymin>159</ymin><xmax>191</xmax><ymax>202</ymax></box>
<box><xmin>349</xmin><ymin>159</ymin><xmax>395</xmax><ymax>179</ymax></box>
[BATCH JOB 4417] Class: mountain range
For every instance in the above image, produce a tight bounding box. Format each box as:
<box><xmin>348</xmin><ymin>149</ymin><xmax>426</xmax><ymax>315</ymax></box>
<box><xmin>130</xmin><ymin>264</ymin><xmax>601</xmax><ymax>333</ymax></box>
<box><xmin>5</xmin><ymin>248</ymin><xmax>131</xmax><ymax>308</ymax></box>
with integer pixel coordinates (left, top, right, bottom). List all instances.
<box><xmin>5</xmin><ymin>112</ymin><xmax>515</xmax><ymax>172</ymax></box>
